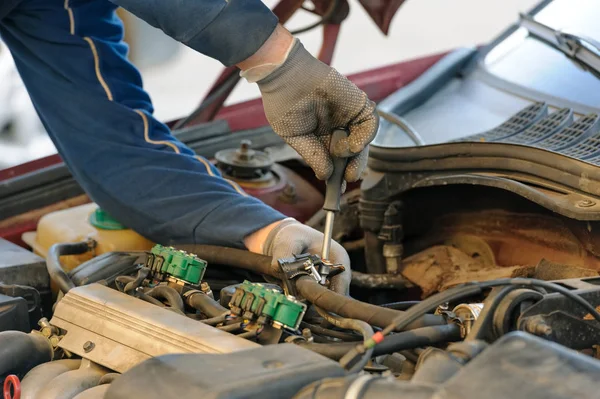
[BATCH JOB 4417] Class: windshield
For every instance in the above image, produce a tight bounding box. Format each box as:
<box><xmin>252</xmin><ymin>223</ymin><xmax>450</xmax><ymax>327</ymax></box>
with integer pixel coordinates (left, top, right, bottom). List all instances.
<box><xmin>483</xmin><ymin>0</ymin><xmax>600</xmax><ymax>109</ymax></box>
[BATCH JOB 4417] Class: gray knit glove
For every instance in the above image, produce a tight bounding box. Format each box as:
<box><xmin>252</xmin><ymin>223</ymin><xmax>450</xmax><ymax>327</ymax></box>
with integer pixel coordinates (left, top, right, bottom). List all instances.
<box><xmin>257</xmin><ymin>40</ymin><xmax>378</xmax><ymax>182</ymax></box>
<box><xmin>263</xmin><ymin>219</ymin><xmax>351</xmax><ymax>295</ymax></box>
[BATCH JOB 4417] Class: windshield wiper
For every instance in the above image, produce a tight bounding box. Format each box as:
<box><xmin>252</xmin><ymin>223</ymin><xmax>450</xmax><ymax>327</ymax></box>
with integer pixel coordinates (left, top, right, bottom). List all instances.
<box><xmin>519</xmin><ymin>13</ymin><xmax>600</xmax><ymax>78</ymax></box>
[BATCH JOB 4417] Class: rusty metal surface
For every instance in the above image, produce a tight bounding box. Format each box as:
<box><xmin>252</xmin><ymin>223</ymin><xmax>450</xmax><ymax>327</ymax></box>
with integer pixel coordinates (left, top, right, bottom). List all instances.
<box><xmin>400</xmin><ymin>245</ymin><xmax>533</xmax><ymax>298</ymax></box>
<box><xmin>533</xmin><ymin>259</ymin><xmax>599</xmax><ymax>280</ymax></box>
<box><xmin>406</xmin><ymin>209</ymin><xmax>600</xmax><ymax>272</ymax></box>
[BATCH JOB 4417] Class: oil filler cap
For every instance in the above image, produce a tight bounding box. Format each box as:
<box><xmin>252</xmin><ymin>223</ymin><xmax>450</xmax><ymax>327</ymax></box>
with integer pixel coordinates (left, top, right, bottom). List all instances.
<box><xmin>90</xmin><ymin>208</ymin><xmax>126</xmax><ymax>230</ymax></box>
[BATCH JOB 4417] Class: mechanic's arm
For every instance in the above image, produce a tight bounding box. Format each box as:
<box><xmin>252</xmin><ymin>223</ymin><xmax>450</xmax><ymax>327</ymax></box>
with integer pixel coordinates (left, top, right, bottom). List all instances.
<box><xmin>111</xmin><ymin>1</ymin><xmax>379</xmax><ymax>294</ymax></box>
<box><xmin>111</xmin><ymin>0</ymin><xmax>379</xmax><ymax>182</ymax></box>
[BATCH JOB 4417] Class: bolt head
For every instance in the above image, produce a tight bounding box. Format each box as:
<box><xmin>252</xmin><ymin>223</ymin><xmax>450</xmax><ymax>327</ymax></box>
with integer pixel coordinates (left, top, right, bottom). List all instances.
<box><xmin>83</xmin><ymin>341</ymin><xmax>95</xmax><ymax>353</ymax></box>
<box><xmin>577</xmin><ymin>199</ymin><xmax>596</xmax><ymax>208</ymax></box>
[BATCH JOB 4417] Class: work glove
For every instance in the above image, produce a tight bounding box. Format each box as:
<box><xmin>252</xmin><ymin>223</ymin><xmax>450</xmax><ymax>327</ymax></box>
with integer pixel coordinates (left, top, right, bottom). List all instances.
<box><xmin>255</xmin><ymin>39</ymin><xmax>379</xmax><ymax>183</ymax></box>
<box><xmin>263</xmin><ymin>219</ymin><xmax>351</xmax><ymax>295</ymax></box>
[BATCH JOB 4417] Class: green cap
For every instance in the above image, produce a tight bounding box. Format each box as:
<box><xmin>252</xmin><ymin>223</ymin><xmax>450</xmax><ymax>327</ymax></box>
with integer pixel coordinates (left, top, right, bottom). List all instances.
<box><xmin>90</xmin><ymin>208</ymin><xmax>127</xmax><ymax>230</ymax></box>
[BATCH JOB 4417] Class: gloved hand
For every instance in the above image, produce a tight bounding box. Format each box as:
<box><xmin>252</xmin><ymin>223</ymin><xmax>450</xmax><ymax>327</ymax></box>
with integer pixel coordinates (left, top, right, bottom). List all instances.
<box><xmin>262</xmin><ymin>219</ymin><xmax>351</xmax><ymax>295</ymax></box>
<box><xmin>255</xmin><ymin>39</ymin><xmax>379</xmax><ymax>183</ymax></box>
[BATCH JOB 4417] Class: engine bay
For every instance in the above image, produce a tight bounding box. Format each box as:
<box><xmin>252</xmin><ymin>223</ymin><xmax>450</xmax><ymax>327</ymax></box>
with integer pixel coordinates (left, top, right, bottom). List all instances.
<box><xmin>2</xmin><ymin>131</ymin><xmax>600</xmax><ymax>398</ymax></box>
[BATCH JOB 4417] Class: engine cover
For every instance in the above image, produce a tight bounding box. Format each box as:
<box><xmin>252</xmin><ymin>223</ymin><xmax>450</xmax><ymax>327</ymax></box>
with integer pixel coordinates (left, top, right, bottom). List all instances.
<box><xmin>50</xmin><ymin>284</ymin><xmax>258</xmax><ymax>373</ymax></box>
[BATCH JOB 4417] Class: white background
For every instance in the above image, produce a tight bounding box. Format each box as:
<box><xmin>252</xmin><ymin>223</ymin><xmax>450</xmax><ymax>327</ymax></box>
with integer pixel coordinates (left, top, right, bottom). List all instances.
<box><xmin>0</xmin><ymin>0</ymin><xmax>540</xmax><ymax>167</ymax></box>
<box><xmin>141</xmin><ymin>0</ymin><xmax>540</xmax><ymax>121</ymax></box>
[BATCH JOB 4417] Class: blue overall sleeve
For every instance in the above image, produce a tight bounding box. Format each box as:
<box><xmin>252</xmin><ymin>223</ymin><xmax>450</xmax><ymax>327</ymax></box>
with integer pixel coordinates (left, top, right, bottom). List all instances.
<box><xmin>0</xmin><ymin>0</ymin><xmax>285</xmax><ymax>247</ymax></box>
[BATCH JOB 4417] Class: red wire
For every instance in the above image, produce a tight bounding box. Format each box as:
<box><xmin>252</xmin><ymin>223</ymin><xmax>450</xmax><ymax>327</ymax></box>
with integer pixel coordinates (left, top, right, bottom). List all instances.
<box><xmin>3</xmin><ymin>375</ymin><xmax>21</xmax><ymax>399</ymax></box>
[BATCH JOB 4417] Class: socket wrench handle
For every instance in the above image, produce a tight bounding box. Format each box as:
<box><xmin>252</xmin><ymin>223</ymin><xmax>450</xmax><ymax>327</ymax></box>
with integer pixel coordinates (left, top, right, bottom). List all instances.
<box><xmin>323</xmin><ymin>129</ymin><xmax>349</xmax><ymax>212</ymax></box>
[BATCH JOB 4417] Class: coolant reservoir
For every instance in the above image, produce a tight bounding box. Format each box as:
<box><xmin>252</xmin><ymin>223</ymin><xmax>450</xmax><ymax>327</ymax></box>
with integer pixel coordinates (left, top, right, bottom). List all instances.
<box><xmin>22</xmin><ymin>203</ymin><xmax>154</xmax><ymax>271</ymax></box>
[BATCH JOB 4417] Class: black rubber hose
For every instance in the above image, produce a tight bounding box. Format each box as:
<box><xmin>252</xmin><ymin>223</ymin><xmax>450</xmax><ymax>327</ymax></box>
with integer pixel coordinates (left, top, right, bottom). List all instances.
<box><xmin>297</xmin><ymin>324</ymin><xmax>461</xmax><ymax>361</ymax></box>
<box><xmin>296</xmin><ymin>277</ymin><xmax>445</xmax><ymax>331</ymax></box>
<box><xmin>381</xmin><ymin>301</ymin><xmax>421</xmax><ymax>310</ymax></box>
<box><xmin>218</xmin><ymin>322</ymin><xmax>244</xmax><ymax>332</ymax></box>
<box><xmin>145</xmin><ymin>286</ymin><xmax>185</xmax><ymax>311</ymax></box>
<box><xmin>185</xmin><ymin>291</ymin><xmax>229</xmax><ymax>318</ymax></box>
<box><xmin>69</xmin><ymin>251</ymin><xmax>146</xmax><ymax>287</ymax></box>
<box><xmin>300</xmin><ymin>322</ymin><xmax>361</xmax><ymax>341</ymax></box>
<box><xmin>47</xmin><ymin>241</ymin><xmax>93</xmax><ymax>293</ymax></box>
<box><xmin>0</xmin><ymin>331</ymin><xmax>53</xmax><ymax>376</ymax></box>
<box><xmin>315</xmin><ymin>307</ymin><xmax>374</xmax><ymax>373</ymax></box>
<box><xmin>201</xmin><ymin>313</ymin><xmax>230</xmax><ymax>325</ymax></box>
<box><xmin>351</xmin><ymin>271</ymin><xmax>411</xmax><ymax>289</ymax></box>
<box><xmin>176</xmin><ymin>245</ymin><xmax>445</xmax><ymax>329</ymax></box>
<box><xmin>175</xmin><ymin>245</ymin><xmax>275</xmax><ymax>277</ymax></box>
<box><xmin>123</xmin><ymin>268</ymin><xmax>149</xmax><ymax>293</ymax></box>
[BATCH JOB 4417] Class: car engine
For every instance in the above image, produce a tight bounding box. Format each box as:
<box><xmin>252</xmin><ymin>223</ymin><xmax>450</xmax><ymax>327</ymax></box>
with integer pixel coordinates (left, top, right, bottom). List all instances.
<box><xmin>3</xmin><ymin>119</ymin><xmax>600</xmax><ymax>398</ymax></box>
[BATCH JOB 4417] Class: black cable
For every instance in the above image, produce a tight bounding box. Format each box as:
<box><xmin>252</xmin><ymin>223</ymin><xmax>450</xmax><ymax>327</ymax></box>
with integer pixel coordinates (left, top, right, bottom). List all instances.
<box><xmin>298</xmin><ymin>324</ymin><xmax>461</xmax><ymax>360</ymax></box>
<box><xmin>387</xmin><ymin>278</ymin><xmax>600</xmax><ymax>336</ymax></box>
<box><xmin>201</xmin><ymin>313</ymin><xmax>230</xmax><ymax>326</ymax></box>
<box><xmin>315</xmin><ymin>306</ymin><xmax>374</xmax><ymax>373</ymax></box>
<box><xmin>345</xmin><ymin>277</ymin><xmax>600</xmax><ymax>366</ymax></box>
<box><xmin>47</xmin><ymin>241</ymin><xmax>93</xmax><ymax>293</ymax></box>
<box><xmin>219</xmin><ymin>321</ymin><xmax>245</xmax><ymax>333</ymax></box>
<box><xmin>381</xmin><ymin>301</ymin><xmax>421</xmax><ymax>311</ymax></box>
<box><xmin>136</xmin><ymin>291</ymin><xmax>165</xmax><ymax>307</ymax></box>
<box><xmin>145</xmin><ymin>285</ymin><xmax>185</xmax><ymax>312</ymax></box>
<box><xmin>300</xmin><ymin>321</ymin><xmax>362</xmax><ymax>341</ymax></box>
<box><xmin>123</xmin><ymin>267</ymin><xmax>149</xmax><ymax>293</ymax></box>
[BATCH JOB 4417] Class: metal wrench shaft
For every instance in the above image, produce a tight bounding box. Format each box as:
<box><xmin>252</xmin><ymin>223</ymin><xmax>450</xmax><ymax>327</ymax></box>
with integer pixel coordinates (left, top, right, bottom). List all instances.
<box><xmin>321</xmin><ymin>129</ymin><xmax>349</xmax><ymax>261</ymax></box>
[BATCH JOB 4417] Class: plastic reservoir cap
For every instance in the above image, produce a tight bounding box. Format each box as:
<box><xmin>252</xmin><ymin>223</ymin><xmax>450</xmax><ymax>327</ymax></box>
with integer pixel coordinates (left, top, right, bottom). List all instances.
<box><xmin>89</xmin><ymin>208</ymin><xmax>127</xmax><ymax>230</ymax></box>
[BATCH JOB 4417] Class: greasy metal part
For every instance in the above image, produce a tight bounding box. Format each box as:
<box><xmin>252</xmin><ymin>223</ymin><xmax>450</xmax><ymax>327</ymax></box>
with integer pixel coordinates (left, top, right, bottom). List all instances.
<box><xmin>38</xmin><ymin>318</ymin><xmax>63</xmax><ymax>354</ymax></box>
<box><xmin>21</xmin><ymin>360</ymin><xmax>82</xmax><ymax>399</ymax></box>
<box><xmin>378</xmin><ymin>201</ymin><xmax>404</xmax><ymax>274</ymax></box>
<box><xmin>534</xmin><ymin>259</ymin><xmax>599</xmax><ymax>280</ymax></box>
<box><xmin>37</xmin><ymin>359</ymin><xmax>108</xmax><ymax>399</ymax></box>
<box><xmin>405</xmin><ymin>208</ymin><xmax>600</xmax><ymax>272</ymax></box>
<box><xmin>491</xmin><ymin>289</ymin><xmax>544</xmax><ymax>339</ymax></box>
<box><xmin>322</xmin><ymin>212</ymin><xmax>335</xmax><ymax>261</ymax></box>
<box><xmin>400</xmin><ymin>245</ymin><xmax>533</xmax><ymax>298</ymax></box>
<box><xmin>452</xmin><ymin>303</ymin><xmax>484</xmax><ymax>337</ymax></box>
<box><xmin>359</xmin><ymin>197</ymin><xmax>390</xmax><ymax>274</ymax></box>
<box><xmin>215</xmin><ymin>140</ymin><xmax>274</xmax><ymax>180</ymax></box>
<box><xmin>278</xmin><ymin>253</ymin><xmax>345</xmax><ymax>295</ymax></box>
<box><xmin>382</xmin><ymin>243</ymin><xmax>402</xmax><ymax>274</ymax></box>
<box><xmin>363</xmin><ymin>231</ymin><xmax>386</xmax><ymax>274</ymax></box>
<box><xmin>50</xmin><ymin>284</ymin><xmax>259</xmax><ymax>373</ymax></box>
<box><xmin>72</xmin><ymin>384</ymin><xmax>110</xmax><ymax>399</ymax></box>
<box><xmin>522</xmin><ymin>315</ymin><xmax>553</xmax><ymax>337</ymax></box>
<box><xmin>442</xmin><ymin>235</ymin><xmax>496</xmax><ymax>267</ymax></box>
<box><xmin>517</xmin><ymin>278</ymin><xmax>600</xmax><ymax>350</ymax></box>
